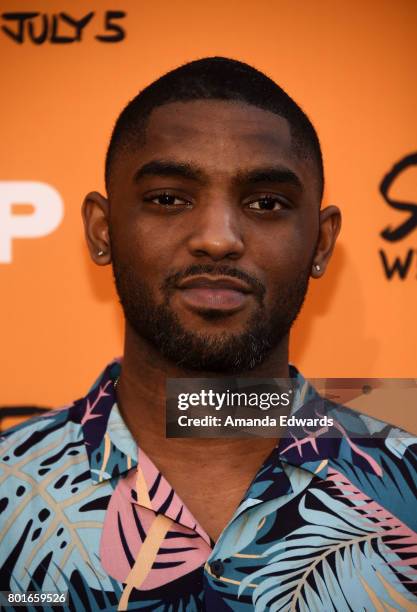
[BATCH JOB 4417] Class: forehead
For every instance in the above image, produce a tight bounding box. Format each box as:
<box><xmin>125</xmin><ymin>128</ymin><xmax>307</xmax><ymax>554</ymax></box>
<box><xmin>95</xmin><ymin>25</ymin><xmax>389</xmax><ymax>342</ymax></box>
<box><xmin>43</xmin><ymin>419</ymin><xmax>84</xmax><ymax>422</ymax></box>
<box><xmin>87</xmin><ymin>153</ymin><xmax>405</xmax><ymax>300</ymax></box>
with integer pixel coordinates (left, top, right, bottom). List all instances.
<box><xmin>111</xmin><ymin>99</ymin><xmax>318</xmax><ymax>191</ymax></box>
<box><xmin>144</xmin><ymin>100</ymin><xmax>293</xmax><ymax>167</ymax></box>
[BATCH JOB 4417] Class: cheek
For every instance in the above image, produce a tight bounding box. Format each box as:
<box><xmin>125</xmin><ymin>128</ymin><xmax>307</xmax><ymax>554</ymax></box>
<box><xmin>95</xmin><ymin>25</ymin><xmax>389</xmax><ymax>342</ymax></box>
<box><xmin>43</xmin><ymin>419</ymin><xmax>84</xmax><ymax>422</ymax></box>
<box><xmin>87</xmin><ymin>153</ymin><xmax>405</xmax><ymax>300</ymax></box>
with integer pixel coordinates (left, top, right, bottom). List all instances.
<box><xmin>115</xmin><ymin>220</ymin><xmax>171</xmax><ymax>275</ymax></box>
<box><xmin>251</xmin><ymin>228</ymin><xmax>314</xmax><ymax>279</ymax></box>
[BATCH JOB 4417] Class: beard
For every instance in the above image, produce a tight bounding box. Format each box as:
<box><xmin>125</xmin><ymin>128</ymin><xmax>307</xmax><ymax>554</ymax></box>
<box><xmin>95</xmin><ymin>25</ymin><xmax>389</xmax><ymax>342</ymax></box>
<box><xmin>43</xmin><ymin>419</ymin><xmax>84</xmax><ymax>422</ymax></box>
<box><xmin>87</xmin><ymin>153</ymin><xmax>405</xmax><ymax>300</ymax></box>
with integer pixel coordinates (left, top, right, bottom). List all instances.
<box><xmin>111</xmin><ymin>259</ymin><xmax>311</xmax><ymax>374</ymax></box>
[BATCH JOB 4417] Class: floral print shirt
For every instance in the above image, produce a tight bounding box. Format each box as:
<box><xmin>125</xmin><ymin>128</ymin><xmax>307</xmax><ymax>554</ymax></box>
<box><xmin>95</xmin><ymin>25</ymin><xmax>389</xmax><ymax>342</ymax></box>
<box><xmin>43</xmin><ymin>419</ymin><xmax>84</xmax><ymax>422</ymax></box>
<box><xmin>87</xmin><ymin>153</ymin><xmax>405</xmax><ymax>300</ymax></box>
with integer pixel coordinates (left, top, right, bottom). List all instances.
<box><xmin>1</xmin><ymin>360</ymin><xmax>417</xmax><ymax>611</ymax></box>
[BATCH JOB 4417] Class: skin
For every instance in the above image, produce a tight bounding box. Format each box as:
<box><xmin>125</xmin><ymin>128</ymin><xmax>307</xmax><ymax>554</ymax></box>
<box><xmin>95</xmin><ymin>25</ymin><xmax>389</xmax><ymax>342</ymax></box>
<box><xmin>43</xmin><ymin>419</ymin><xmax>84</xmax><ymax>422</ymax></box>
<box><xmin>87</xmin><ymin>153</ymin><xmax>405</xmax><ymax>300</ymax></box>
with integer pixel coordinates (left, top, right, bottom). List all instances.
<box><xmin>82</xmin><ymin>99</ymin><xmax>341</xmax><ymax>539</ymax></box>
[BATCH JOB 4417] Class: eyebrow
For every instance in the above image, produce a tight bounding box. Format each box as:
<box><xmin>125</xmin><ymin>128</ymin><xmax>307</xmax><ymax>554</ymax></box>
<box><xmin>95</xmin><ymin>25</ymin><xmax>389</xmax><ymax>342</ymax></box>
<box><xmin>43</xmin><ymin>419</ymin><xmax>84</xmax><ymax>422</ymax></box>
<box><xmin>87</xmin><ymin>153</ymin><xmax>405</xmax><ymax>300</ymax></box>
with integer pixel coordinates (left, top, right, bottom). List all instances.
<box><xmin>133</xmin><ymin>159</ymin><xmax>303</xmax><ymax>191</ymax></box>
<box><xmin>133</xmin><ymin>160</ymin><xmax>204</xmax><ymax>183</ymax></box>
<box><xmin>237</xmin><ymin>166</ymin><xmax>303</xmax><ymax>191</ymax></box>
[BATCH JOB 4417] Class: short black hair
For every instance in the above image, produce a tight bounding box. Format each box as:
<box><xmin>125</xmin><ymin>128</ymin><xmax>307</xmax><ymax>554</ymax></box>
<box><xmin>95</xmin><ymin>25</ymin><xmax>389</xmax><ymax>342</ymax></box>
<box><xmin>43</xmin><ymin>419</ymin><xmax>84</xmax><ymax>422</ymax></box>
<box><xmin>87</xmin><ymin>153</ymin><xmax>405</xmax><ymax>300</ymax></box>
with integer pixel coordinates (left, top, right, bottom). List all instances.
<box><xmin>105</xmin><ymin>57</ymin><xmax>324</xmax><ymax>198</ymax></box>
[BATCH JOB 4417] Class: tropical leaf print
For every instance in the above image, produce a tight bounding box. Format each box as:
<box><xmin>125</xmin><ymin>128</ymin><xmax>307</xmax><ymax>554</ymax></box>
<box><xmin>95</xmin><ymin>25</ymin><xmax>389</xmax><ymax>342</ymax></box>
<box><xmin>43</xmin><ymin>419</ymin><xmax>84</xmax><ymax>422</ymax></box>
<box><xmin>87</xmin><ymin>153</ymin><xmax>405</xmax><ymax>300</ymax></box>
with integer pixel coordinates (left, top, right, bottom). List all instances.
<box><xmin>2</xmin><ymin>360</ymin><xmax>417</xmax><ymax>610</ymax></box>
<box><xmin>238</xmin><ymin>469</ymin><xmax>417</xmax><ymax>611</ymax></box>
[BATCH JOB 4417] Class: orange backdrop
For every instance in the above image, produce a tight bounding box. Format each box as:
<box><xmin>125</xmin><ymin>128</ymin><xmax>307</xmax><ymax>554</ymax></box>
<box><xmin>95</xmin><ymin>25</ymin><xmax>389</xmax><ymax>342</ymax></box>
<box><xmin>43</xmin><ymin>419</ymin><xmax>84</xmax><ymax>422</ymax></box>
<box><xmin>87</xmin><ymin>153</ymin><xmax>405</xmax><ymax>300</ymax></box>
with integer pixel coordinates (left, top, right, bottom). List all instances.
<box><xmin>1</xmin><ymin>1</ymin><xmax>416</xmax><ymax>418</ymax></box>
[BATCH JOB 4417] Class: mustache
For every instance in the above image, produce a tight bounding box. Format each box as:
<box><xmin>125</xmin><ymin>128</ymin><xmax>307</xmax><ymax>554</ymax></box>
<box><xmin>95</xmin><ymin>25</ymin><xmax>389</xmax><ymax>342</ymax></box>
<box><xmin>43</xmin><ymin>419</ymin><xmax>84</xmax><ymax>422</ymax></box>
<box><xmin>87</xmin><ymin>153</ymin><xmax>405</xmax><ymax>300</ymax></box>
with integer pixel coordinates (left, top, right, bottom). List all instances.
<box><xmin>162</xmin><ymin>264</ymin><xmax>266</xmax><ymax>302</ymax></box>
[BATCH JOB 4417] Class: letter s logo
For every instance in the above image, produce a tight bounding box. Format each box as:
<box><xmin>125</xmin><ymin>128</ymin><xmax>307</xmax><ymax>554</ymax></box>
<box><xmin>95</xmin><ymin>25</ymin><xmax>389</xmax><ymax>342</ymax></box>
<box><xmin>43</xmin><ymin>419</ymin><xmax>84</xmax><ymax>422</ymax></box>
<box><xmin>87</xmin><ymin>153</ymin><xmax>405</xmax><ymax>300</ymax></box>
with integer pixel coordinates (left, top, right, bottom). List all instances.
<box><xmin>380</xmin><ymin>153</ymin><xmax>417</xmax><ymax>242</ymax></box>
<box><xmin>0</xmin><ymin>181</ymin><xmax>63</xmax><ymax>263</ymax></box>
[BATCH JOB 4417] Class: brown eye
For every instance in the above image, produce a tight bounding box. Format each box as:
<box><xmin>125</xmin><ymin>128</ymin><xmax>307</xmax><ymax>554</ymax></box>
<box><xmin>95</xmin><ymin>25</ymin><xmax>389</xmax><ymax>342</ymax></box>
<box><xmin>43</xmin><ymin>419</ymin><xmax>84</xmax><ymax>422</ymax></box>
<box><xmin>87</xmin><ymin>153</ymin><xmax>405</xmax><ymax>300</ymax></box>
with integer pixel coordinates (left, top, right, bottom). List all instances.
<box><xmin>248</xmin><ymin>197</ymin><xmax>285</xmax><ymax>212</ymax></box>
<box><xmin>156</xmin><ymin>194</ymin><xmax>178</xmax><ymax>205</ymax></box>
<box><xmin>146</xmin><ymin>193</ymin><xmax>191</xmax><ymax>208</ymax></box>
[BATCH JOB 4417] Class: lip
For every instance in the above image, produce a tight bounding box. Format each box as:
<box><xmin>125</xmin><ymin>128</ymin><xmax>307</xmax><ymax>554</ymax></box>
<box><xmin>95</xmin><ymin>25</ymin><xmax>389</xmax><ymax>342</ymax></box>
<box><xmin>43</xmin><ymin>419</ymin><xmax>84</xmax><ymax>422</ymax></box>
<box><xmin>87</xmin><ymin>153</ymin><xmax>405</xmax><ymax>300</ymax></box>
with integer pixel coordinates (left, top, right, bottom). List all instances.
<box><xmin>177</xmin><ymin>275</ymin><xmax>252</xmax><ymax>293</ymax></box>
<box><xmin>176</xmin><ymin>276</ymin><xmax>252</xmax><ymax>313</ymax></box>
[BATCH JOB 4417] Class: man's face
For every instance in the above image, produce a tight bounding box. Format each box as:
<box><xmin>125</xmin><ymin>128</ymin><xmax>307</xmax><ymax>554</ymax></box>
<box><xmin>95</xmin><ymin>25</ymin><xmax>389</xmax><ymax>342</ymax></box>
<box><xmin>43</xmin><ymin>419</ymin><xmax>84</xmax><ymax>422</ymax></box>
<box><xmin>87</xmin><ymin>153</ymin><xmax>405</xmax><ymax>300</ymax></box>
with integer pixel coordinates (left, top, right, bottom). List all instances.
<box><xmin>106</xmin><ymin>100</ymin><xmax>323</xmax><ymax>373</ymax></box>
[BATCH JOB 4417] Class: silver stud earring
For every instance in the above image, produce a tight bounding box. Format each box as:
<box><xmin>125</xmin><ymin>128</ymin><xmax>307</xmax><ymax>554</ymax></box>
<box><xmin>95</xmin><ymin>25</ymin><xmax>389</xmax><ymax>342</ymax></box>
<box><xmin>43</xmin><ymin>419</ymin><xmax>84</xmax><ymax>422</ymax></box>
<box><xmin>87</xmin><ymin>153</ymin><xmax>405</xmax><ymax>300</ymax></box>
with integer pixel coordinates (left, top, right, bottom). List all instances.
<box><xmin>97</xmin><ymin>250</ymin><xmax>105</xmax><ymax>257</ymax></box>
<box><xmin>315</xmin><ymin>264</ymin><xmax>321</xmax><ymax>272</ymax></box>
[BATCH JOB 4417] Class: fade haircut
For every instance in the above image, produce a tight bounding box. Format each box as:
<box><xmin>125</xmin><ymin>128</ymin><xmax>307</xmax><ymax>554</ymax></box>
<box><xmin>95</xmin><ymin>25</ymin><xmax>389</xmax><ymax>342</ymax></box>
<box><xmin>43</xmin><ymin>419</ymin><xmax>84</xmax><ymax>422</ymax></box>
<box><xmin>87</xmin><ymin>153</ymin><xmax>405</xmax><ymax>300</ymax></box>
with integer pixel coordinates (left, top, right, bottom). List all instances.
<box><xmin>105</xmin><ymin>57</ymin><xmax>324</xmax><ymax>198</ymax></box>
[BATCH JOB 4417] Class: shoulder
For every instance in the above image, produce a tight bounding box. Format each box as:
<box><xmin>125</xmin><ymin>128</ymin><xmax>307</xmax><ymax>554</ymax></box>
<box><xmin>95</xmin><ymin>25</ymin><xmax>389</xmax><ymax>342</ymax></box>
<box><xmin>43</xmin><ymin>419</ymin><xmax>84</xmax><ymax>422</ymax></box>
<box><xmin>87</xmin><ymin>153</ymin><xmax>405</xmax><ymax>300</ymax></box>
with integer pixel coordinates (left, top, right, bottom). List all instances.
<box><xmin>1</xmin><ymin>401</ymin><xmax>84</xmax><ymax>458</ymax></box>
<box><xmin>0</xmin><ymin>358</ymin><xmax>121</xmax><ymax>460</ymax></box>
<box><xmin>324</xmin><ymin>397</ymin><xmax>417</xmax><ymax>459</ymax></box>
<box><xmin>0</xmin><ymin>401</ymin><xmax>89</xmax><ymax>499</ymax></box>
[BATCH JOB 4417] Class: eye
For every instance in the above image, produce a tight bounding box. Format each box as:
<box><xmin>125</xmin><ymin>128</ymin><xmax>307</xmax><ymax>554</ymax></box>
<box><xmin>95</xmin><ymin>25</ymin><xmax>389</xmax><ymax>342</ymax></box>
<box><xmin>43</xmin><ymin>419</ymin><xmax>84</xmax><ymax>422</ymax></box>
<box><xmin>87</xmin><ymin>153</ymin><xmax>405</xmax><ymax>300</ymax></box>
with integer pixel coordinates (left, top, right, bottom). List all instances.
<box><xmin>247</xmin><ymin>196</ymin><xmax>287</xmax><ymax>213</ymax></box>
<box><xmin>144</xmin><ymin>192</ymin><xmax>192</xmax><ymax>209</ymax></box>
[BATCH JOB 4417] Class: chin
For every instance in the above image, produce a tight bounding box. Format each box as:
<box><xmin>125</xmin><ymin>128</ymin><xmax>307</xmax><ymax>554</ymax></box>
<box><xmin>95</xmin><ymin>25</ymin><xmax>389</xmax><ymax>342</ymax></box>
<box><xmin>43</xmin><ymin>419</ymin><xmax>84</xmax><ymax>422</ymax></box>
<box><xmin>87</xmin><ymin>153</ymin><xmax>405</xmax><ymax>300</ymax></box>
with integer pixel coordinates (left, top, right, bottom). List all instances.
<box><xmin>177</xmin><ymin>308</ymin><xmax>251</xmax><ymax>332</ymax></box>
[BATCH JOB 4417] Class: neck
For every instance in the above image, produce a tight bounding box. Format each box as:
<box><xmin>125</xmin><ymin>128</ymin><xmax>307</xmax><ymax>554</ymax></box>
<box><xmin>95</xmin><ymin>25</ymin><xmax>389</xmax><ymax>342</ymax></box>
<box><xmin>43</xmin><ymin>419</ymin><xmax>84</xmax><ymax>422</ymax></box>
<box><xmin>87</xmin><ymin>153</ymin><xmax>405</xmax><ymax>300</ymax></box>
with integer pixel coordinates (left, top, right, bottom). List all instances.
<box><xmin>116</xmin><ymin>324</ymin><xmax>289</xmax><ymax>459</ymax></box>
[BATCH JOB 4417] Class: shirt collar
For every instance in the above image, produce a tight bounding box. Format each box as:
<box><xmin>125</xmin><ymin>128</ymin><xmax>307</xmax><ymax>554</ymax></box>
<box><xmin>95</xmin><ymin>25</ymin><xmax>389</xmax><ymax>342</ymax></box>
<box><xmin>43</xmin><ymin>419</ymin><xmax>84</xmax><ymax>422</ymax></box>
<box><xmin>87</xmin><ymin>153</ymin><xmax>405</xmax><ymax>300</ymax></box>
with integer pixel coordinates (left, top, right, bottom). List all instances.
<box><xmin>243</xmin><ymin>367</ymin><xmax>391</xmax><ymax>509</ymax></box>
<box><xmin>71</xmin><ymin>359</ymin><xmax>137</xmax><ymax>485</ymax></box>
<box><xmin>277</xmin><ymin>367</ymin><xmax>386</xmax><ymax>481</ymax></box>
<box><xmin>74</xmin><ymin>360</ymin><xmax>386</xmax><ymax>489</ymax></box>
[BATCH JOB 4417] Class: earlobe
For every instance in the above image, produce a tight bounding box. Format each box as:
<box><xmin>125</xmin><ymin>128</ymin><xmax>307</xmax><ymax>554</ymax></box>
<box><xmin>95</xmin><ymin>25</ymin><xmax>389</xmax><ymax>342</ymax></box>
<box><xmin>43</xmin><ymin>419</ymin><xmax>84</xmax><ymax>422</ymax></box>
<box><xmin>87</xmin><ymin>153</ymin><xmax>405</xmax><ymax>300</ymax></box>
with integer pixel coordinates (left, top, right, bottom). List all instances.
<box><xmin>311</xmin><ymin>205</ymin><xmax>342</xmax><ymax>278</ymax></box>
<box><xmin>311</xmin><ymin>263</ymin><xmax>322</xmax><ymax>278</ymax></box>
<box><xmin>81</xmin><ymin>191</ymin><xmax>111</xmax><ymax>265</ymax></box>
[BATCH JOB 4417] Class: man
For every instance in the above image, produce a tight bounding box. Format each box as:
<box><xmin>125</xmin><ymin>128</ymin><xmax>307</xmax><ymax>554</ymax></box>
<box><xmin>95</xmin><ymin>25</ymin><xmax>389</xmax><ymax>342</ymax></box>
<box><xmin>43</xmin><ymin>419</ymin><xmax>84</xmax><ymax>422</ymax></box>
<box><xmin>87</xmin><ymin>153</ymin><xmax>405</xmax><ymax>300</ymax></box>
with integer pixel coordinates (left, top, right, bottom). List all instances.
<box><xmin>1</xmin><ymin>57</ymin><xmax>416</xmax><ymax>611</ymax></box>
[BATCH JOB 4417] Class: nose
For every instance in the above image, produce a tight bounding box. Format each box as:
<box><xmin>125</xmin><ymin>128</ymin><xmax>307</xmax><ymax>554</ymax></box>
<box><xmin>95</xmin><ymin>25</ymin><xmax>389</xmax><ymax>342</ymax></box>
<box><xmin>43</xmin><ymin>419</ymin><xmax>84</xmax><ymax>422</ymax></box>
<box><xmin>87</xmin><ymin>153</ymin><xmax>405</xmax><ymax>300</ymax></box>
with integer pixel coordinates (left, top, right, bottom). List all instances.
<box><xmin>187</xmin><ymin>198</ymin><xmax>245</xmax><ymax>261</ymax></box>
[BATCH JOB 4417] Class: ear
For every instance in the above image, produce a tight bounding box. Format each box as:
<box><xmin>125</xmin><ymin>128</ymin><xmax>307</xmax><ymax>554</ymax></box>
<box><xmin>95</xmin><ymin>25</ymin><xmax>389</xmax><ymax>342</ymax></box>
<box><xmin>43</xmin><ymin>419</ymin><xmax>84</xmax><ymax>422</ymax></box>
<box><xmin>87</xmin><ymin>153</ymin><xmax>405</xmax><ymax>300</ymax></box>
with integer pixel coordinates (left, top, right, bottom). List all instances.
<box><xmin>81</xmin><ymin>191</ymin><xmax>111</xmax><ymax>266</ymax></box>
<box><xmin>311</xmin><ymin>205</ymin><xmax>341</xmax><ymax>278</ymax></box>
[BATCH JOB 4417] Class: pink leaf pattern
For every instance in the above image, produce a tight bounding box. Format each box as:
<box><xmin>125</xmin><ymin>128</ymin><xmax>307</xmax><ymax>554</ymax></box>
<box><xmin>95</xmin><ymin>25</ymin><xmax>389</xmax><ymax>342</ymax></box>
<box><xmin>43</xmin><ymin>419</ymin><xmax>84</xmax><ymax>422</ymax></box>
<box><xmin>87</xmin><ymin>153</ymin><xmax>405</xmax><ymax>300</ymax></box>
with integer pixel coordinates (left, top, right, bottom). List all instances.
<box><xmin>81</xmin><ymin>382</ymin><xmax>112</xmax><ymax>427</ymax></box>
<box><xmin>101</xmin><ymin>449</ymin><xmax>212</xmax><ymax>590</ymax></box>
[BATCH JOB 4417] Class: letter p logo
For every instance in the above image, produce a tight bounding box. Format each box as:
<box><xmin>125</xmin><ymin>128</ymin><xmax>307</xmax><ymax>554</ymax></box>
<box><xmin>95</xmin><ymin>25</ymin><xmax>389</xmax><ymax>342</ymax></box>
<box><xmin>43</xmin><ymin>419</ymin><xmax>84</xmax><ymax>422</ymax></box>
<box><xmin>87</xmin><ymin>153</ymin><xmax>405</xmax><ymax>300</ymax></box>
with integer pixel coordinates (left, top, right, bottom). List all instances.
<box><xmin>0</xmin><ymin>181</ymin><xmax>63</xmax><ymax>263</ymax></box>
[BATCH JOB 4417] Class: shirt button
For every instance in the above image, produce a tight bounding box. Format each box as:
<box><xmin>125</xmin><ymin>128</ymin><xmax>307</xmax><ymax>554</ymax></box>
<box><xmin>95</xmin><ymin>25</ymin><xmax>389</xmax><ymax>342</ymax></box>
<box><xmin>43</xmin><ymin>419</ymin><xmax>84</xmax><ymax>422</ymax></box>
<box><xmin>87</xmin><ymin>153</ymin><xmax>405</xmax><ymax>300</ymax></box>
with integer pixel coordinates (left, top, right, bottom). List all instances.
<box><xmin>210</xmin><ymin>560</ymin><xmax>224</xmax><ymax>578</ymax></box>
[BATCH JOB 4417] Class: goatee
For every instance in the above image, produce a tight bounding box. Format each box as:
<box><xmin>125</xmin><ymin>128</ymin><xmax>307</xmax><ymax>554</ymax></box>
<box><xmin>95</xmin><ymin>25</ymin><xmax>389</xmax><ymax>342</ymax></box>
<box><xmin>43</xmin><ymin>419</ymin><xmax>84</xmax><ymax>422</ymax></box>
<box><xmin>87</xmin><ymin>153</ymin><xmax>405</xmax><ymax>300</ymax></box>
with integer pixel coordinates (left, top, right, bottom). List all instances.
<box><xmin>112</xmin><ymin>261</ymin><xmax>310</xmax><ymax>374</ymax></box>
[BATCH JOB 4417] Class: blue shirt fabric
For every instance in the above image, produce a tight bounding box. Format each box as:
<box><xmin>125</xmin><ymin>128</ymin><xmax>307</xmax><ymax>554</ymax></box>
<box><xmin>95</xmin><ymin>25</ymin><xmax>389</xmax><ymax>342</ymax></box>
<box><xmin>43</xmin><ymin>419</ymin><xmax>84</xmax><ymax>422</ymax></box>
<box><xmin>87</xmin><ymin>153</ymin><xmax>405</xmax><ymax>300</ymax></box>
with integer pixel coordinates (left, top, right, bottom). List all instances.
<box><xmin>1</xmin><ymin>360</ymin><xmax>417</xmax><ymax>611</ymax></box>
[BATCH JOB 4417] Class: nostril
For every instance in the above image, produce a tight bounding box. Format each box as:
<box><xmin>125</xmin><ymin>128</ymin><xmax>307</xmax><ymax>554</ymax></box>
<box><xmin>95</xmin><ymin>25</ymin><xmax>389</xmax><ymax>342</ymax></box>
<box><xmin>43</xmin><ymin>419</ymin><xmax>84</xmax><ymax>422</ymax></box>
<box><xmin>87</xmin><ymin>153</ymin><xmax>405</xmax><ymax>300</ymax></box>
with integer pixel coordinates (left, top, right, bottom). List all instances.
<box><xmin>187</xmin><ymin>232</ymin><xmax>244</xmax><ymax>261</ymax></box>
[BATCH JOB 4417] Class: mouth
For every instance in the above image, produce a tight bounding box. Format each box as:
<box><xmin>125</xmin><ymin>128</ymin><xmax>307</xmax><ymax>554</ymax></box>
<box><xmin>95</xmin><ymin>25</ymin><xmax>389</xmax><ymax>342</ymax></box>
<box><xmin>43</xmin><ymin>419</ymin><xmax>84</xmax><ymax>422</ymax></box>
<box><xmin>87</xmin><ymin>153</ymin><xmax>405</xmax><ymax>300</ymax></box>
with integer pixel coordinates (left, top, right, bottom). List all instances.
<box><xmin>175</xmin><ymin>275</ymin><xmax>253</xmax><ymax>313</ymax></box>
